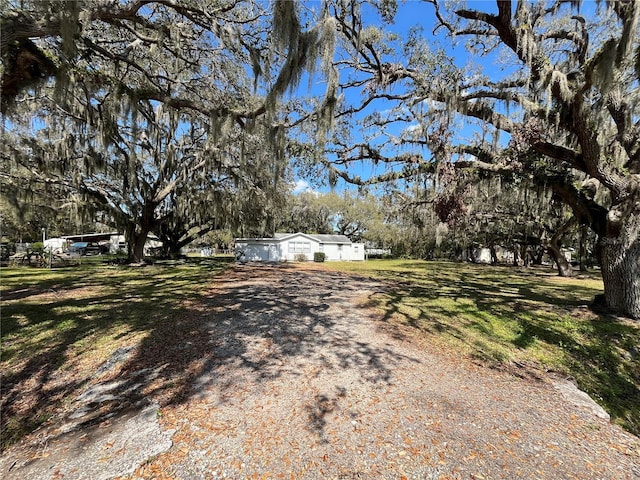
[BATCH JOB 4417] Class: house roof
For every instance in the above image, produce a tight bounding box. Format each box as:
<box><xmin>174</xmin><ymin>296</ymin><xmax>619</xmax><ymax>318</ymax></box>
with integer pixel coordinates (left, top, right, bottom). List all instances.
<box><xmin>274</xmin><ymin>232</ymin><xmax>352</xmax><ymax>244</ymax></box>
<box><xmin>62</xmin><ymin>232</ymin><xmax>160</xmax><ymax>241</ymax></box>
<box><xmin>236</xmin><ymin>232</ymin><xmax>353</xmax><ymax>244</ymax></box>
<box><xmin>62</xmin><ymin>232</ymin><xmax>120</xmax><ymax>242</ymax></box>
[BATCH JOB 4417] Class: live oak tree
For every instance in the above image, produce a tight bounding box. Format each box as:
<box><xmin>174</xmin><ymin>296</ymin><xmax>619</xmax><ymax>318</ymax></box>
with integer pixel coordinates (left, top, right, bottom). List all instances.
<box><xmin>324</xmin><ymin>0</ymin><xmax>640</xmax><ymax>319</ymax></box>
<box><xmin>324</xmin><ymin>190</ymin><xmax>386</xmax><ymax>242</ymax></box>
<box><xmin>459</xmin><ymin>175</ymin><xmax>585</xmax><ymax>274</ymax></box>
<box><xmin>1</xmin><ymin>0</ymin><xmax>338</xmax><ymax>114</ymax></box>
<box><xmin>0</xmin><ymin>185</ymin><xmax>73</xmax><ymax>244</ymax></box>
<box><xmin>0</xmin><ymin>125</ymin><xmax>101</xmax><ymax>242</ymax></box>
<box><xmin>274</xmin><ymin>190</ymin><xmax>389</xmax><ymax>243</ymax></box>
<box><xmin>1</xmin><ymin>0</ymin><xmax>337</xmax><ymax>261</ymax></box>
<box><xmin>375</xmin><ymin>187</ymin><xmax>442</xmax><ymax>259</ymax></box>
<box><xmin>275</xmin><ymin>191</ymin><xmax>335</xmax><ymax>235</ymax></box>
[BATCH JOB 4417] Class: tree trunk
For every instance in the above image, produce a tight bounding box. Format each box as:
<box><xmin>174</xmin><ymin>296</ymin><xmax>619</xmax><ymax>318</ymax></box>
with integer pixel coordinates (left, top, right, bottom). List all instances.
<box><xmin>467</xmin><ymin>246</ymin><xmax>476</xmax><ymax>263</ymax></box>
<box><xmin>579</xmin><ymin>224</ymin><xmax>588</xmax><ymax>271</ymax></box>
<box><xmin>130</xmin><ymin>230</ymin><xmax>149</xmax><ymax>263</ymax></box>
<box><xmin>127</xmin><ymin>204</ymin><xmax>155</xmax><ymax>263</ymax></box>
<box><xmin>512</xmin><ymin>246</ymin><xmax>518</xmax><ymax>266</ymax></box>
<box><xmin>531</xmin><ymin>246</ymin><xmax>545</xmax><ymax>265</ymax></box>
<box><xmin>520</xmin><ymin>244</ymin><xmax>529</xmax><ymax>267</ymax></box>
<box><xmin>489</xmin><ymin>245</ymin><xmax>498</xmax><ymax>264</ymax></box>
<box><xmin>158</xmin><ymin>231</ymin><xmax>183</xmax><ymax>259</ymax></box>
<box><xmin>167</xmin><ymin>243</ymin><xmax>183</xmax><ymax>259</ymax></box>
<box><xmin>598</xmin><ymin>212</ymin><xmax>640</xmax><ymax>319</ymax></box>
<box><xmin>547</xmin><ymin>217</ymin><xmax>576</xmax><ymax>277</ymax></box>
<box><xmin>547</xmin><ymin>243</ymin><xmax>574</xmax><ymax>277</ymax></box>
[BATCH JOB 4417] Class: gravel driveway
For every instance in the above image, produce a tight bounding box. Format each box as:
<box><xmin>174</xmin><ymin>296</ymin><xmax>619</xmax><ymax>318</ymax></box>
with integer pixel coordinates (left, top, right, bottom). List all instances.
<box><xmin>2</xmin><ymin>263</ymin><xmax>639</xmax><ymax>479</ymax></box>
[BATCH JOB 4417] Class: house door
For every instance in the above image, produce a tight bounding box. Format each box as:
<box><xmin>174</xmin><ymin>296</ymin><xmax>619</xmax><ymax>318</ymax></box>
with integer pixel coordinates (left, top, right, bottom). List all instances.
<box><xmin>268</xmin><ymin>244</ymin><xmax>279</xmax><ymax>262</ymax></box>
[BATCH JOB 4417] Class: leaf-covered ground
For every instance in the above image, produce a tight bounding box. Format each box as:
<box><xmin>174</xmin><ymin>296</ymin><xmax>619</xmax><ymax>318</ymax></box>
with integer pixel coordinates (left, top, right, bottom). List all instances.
<box><xmin>322</xmin><ymin>259</ymin><xmax>640</xmax><ymax>436</ymax></box>
<box><xmin>1</xmin><ymin>261</ymin><xmax>639</xmax><ymax>479</ymax></box>
<box><xmin>1</xmin><ymin>257</ymin><xmax>231</xmax><ymax>451</ymax></box>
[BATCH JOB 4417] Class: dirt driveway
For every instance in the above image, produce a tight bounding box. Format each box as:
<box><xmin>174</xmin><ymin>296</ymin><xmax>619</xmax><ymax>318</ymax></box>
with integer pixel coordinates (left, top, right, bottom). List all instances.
<box><xmin>2</xmin><ymin>263</ymin><xmax>639</xmax><ymax>479</ymax></box>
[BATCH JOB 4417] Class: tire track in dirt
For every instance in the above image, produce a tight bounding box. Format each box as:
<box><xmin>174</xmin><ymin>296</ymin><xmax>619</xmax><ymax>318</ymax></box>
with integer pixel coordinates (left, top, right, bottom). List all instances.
<box><xmin>2</xmin><ymin>263</ymin><xmax>639</xmax><ymax>479</ymax></box>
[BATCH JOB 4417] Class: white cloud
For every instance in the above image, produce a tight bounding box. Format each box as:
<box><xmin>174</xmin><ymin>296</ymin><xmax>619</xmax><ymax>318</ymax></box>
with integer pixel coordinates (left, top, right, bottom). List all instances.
<box><xmin>292</xmin><ymin>179</ymin><xmax>321</xmax><ymax>196</ymax></box>
<box><xmin>293</xmin><ymin>179</ymin><xmax>310</xmax><ymax>193</ymax></box>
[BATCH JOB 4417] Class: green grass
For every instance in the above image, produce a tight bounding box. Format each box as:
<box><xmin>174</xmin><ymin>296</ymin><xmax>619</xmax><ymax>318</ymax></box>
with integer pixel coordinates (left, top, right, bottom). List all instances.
<box><xmin>322</xmin><ymin>259</ymin><xmax>640</xmax><ymax>436</ymax></box>
<box><xmin>2</xmin><ymin>257</ymin><xmax>638</xmax><ymax>448</ymax></box>
<box><xmin>1</xmin><ymin>256</ymin><xmax>233</xmax><ymax>450</ymax></box>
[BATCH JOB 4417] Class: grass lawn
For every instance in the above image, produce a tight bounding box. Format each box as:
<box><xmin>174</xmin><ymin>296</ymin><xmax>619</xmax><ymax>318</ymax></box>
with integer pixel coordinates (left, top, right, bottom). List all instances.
<box><xmin>1</xmin><ymin>256</ymin><xmax>233</xmax><ymax>451</ymax></box>
<box><xmin>1</xmin><ymin>257</ymin><xmax>639</xmax><ymax>450</ymax></box>
<box><xmin>321</xmin><ymin>259</ymin><xmax>640</xmax><ymax>437</ymax></box>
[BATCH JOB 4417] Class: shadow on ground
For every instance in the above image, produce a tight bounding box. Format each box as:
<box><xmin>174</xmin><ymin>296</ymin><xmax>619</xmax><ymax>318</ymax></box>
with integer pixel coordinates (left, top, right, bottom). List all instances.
<box><xmin>113</xmin><ymin>263</ymin><xmax>416</xmax><ymax>415</ymax></box>
<box><xmin>1</xmin><ymin>261</ymin><xmax>414</xmax><ymax>455</ymax></box>
<box><xmin>352</xmin><ymin>260</ymin><xmax>640</xmax><ymax>436</ymax></box>
<box><xmin>1</xmin><ymin>258</ymin><xmax>231</xmax><ymax>449</ymax></box>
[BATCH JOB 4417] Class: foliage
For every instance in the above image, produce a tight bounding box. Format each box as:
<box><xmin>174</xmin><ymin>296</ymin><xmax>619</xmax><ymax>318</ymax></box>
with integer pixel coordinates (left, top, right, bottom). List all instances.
<box><xmin>323</xmin><ymin>259</ymin><xmax>640</xmax><ymax>436</ymax></box>
<box><xmin>192</xmin><ymin>229</ymin><xmax>235</xmax><ymax>251</ymax></box>
<box><xmin>1</xmin><ymin>257</ymin><xmax>233</xmax><ymax>450</ymax></box>
<box><xmin>294</xmin><ymin>253</ymin><xmax>308</xmax><ymax>262</ymax></box>
<box><xmin>325</xmin><ymin>191</ymin><xmax>386</xmax><ymax>242</ymax></box>
<box><xmin>313</xmin><ymin>251</ymin><xmax>326</xmax><ymax>262</ymax></box>
<box><xmin>0</xmin><ymin>164</ymin><xmax>95</xmax><ymax>243</ymax></box>
<box><xmin>1</xmin><ymin>1</ymin><xmax>337</xmax><ymax>261</ymax></box>
<box><xmin>276</xmin><ymin>189</ymin><xmax>398</xmax><ymax>247</ymax></box>
<box><xmin>29</xmin><ymin>242</ymin><xmax>44</xmax><ymax>253</ymax></box>
<box><xmin>275</xmin><ymin>191</ymin><xmax>335</xmax><ymax>235</ymax></box>
<box><xmin>324</xmin><ymin>0</ymin><xmax>640</xmax><ymax>318</ymax></box>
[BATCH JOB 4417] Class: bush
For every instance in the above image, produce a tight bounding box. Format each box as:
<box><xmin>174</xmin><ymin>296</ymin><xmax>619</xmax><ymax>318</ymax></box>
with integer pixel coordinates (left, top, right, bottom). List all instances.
<box><xmin>30</xmin><ymin>242</ymin><xmax>44</xmax><ymax>253</ymax></box>
<box><xmin>314</xmin><ymin>252</ymin><xmax>326</xmax><ymax>262</ymax></box>
<box><xmin>294</xmin><ymin>253</ymin><xmax>308</xmax><ymax>262</ymax></box>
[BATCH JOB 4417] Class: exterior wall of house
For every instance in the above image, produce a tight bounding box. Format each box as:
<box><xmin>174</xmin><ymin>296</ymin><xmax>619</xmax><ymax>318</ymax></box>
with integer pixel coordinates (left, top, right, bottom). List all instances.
<box><xmin>474</xmin><ymin>248</ymin><xmax>493</xmax><ymax>264</ymax></box>
<box><xmin>351</xmin><ymin>243</ymin><xmax>365</xmax><ymax>261</ymax></box>
<box><xmin>107</xmin><ymin>234</ymin><xmax>162</xmax><ymax>255</ymax></box>
<box><xmin>235</xmin><ymin>233</ymin><xmax>365</xmax><ymax>262</ymax></box>
<box><xmin>43</xmin><ymin>238</ymin><xmax>68</xmax><ymax>254</ymax></box>
<box><xmin>319</xmin><ymin>242</ymin><xmax>342</xmax><ymax>261</ymax></box>
<box><xmin>282</xmin><ymin>234</ymin><xmax>320</xmax><ymax>261</ymax></box>
<box><xmin>235</xmin><ymin>241</ymin><xmax>282</xmax><ymax>262</ymax></box>
<box><xmin>110</xmin><ymin>235</ymin><xmax>126</xmax><ymax>254</ymax></box>
<box><xmin>283</xmin><ymin>234</ymin><xmax>362</xmax><ymax>261</ymax></box>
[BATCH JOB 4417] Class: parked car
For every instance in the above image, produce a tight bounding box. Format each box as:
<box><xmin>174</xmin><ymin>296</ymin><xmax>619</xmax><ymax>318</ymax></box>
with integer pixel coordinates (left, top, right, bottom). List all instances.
<box><xmin>68</xmin><ymin>241</ymin><xmax>109</xmax><ymax>256</ymax></box>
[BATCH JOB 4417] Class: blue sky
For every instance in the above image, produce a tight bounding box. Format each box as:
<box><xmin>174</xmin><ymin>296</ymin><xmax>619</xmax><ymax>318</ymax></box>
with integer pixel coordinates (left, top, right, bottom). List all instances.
<box><xmin>292</xmin><ymin>0</ymin><xmax>604</xmax><ymax>195</ymax></box>
<box><xmin>292</xmin><ymin>0</ymin><xmax>498</xmax><ymax>194</ymax></box>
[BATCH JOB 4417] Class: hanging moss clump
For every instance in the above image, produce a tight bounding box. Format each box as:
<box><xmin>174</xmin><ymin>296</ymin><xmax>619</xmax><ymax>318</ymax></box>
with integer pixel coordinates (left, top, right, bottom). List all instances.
<box><xmin>1</xmin><ymin>38</ymin><xmax>57</xmax><ymax>113</ymax></box>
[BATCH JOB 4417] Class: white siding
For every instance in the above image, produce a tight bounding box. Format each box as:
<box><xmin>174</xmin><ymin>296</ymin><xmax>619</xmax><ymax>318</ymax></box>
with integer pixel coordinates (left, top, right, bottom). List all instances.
<box><xmin>475</xmin><ymin>248</ymin><xmax>492</xmax><ymax>264</ymax></box>
<box><xmin>317</xmin><ymin>242</ymin><xmax>364</xmax><ymax>261</ymax></box>
<box><xmin>351</xmin><ymin>243</ymin><xmax>365</xmax><ymax>261</ymax></box>
<box><xmin>110</xmin><ymin>235</ymin><xmax>126</xmax><ymax>253</ymax></box>
<box><xmin>283</xmin><ymin>234</ymin><xmax>319</xmax><ymax>261</ymax></box>
<box><xmin>106</xmin><ymin>234</ymin><xmax>161</xmax><ymax>255</ymax></box>
<box><xmin>236</xmin><ymin>241</ymin><xmax>282</xmax><ymax>262</ymax></box>
<box><xmin>43</xmin><ymin>238</ymin><xmax>68</xmax><ymax>254</ymax></box>
<box><xmin>321</xmin><ymin>243</ymin><xmax>343</xmax><ymax>261</ymax></box>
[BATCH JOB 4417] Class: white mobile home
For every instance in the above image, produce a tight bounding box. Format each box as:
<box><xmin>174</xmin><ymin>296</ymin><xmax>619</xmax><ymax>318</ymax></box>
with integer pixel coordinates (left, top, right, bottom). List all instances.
<box><xmin>235</xmin><ymin>232</ymin><xmax>365</xmax><ymax>262</ymax></box>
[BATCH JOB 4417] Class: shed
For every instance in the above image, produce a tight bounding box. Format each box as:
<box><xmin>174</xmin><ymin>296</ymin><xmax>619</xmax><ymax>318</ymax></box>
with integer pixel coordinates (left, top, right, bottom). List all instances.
<box><xmin>235</xmin><ymin>232</ymin><xmax>365</xmax><ymax>262</ymax></box>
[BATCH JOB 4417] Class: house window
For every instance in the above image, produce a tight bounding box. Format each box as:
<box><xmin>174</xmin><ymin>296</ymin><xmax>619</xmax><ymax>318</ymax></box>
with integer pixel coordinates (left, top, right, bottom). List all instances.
<box><xmin>288</xmin><ymin>241</ymin><xmax>310</xmax><ymax>253</ymax></box>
